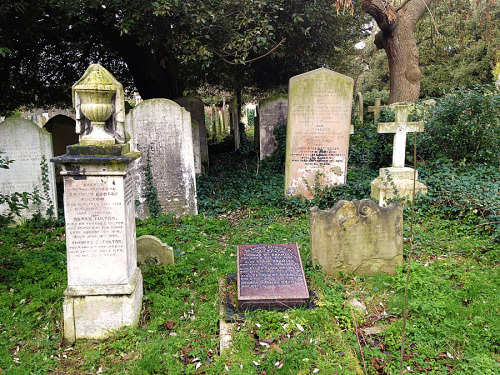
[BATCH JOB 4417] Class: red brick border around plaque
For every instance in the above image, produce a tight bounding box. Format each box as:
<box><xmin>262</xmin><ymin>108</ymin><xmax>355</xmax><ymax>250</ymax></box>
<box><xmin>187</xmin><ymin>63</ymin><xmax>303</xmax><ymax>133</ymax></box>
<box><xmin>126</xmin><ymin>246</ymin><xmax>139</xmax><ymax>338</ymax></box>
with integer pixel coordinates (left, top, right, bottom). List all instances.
<box><xmin>237</xmin><ymin>244</ymin><xmax>310</xmax><ymax>310</ymax></box>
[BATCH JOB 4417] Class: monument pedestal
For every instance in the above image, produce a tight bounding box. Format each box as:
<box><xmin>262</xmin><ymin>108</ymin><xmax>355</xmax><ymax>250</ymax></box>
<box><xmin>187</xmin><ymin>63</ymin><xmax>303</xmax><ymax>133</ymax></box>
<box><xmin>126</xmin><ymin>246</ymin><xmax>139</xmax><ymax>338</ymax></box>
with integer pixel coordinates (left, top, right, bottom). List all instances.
<box><xmin>371</xmin><ymin>167</ymin><xmax>428</xmax><ymax>206</ymax></box>
<box><xmin>52</xmin><ymin>144</ymin><xmax>142</xmax><ymax>343</ymax></box>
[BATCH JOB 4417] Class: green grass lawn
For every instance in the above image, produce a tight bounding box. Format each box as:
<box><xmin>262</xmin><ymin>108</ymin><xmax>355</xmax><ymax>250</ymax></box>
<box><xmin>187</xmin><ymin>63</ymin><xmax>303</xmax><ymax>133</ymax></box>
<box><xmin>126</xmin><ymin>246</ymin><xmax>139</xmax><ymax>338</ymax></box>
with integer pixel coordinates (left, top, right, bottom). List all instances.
<box><xmin>0</xmin><ymin>146</ymin><xmax>498</xmax><ymax>374</ymax></box>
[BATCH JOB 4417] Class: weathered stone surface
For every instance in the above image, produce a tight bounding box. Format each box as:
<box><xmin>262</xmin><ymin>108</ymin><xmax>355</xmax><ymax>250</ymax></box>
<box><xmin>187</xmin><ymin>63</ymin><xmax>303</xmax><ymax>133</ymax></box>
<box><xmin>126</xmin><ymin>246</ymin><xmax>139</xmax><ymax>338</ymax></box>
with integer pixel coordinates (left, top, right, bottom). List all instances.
<box><xmin>370</xmin><ymin>103</ymin><xmax>427</xmax><ymax>205</ymax></box>
<box><xmin>0</xmin><ymin>118</ymin><xmax>58</xmax><ymax>221</ymax></box>
<box><xmin>237</xmin><ymin>244</ymin><xmax>309</xmax><ymax>310</ymax></box>
<box><xmin>44</xmin><ymin>114</ymin><xmax>79</xmax><ymax>156</ymax></box>
<box><xmin>285</xmin><ymin>68</ymin><xmax>353</xmax><ymax>200</ymax></box>
<box><xmin>310</xmin><ymin>199</ymin><xmax>403</xmax><ymax>276</ymax></box>
<box><xmin>126</xmin><ymin>99</ymin><xmax>198</xmax><ymax>218</ymax></box>
<box><xmin>72</xmin><ymin>64</ymin><xmax>126</xmax><ymax>145</ymax></box>
<box><xmin>63</xmin><ymin>270</ymin><xmax>143</xmax><ymax>342</ymax></box>
<box><xmin>175</xmin><ymin>96</ymin><xmax>209</xmax><ymax>172</ymax></box>
<box><xmin>54</xmin><ymin>150</ymin><xmax>143</xmax><ymax>343</ymax></box>
<box><xmin>137</xmin><ymin>235</ymin><xmax>174</xmax><ymax>267</ymax></box>
<box><xmin>61</xmin><ymin>162</ymin><xmax>138</xmax><ymax>287</ymax></box>
<box><xmin>371</xmin><ymin>167</ymin><xmax>428</xmax><ymax>205</ymax></box>
<box><xmin>258</xmin><ymin>95</ymin><xmax>288</xmax><ymax>160</ymax></box>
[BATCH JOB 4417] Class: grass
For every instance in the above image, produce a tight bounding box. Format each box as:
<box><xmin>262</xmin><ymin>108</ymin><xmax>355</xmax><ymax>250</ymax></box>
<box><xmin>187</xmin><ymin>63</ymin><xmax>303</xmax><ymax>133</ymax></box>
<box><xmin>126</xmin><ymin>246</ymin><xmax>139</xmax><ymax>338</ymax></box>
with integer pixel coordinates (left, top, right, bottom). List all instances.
<box><xmin>0</xmin><ymin>143</ymin><xmax>498</xmax><ymax>374</ymax></box>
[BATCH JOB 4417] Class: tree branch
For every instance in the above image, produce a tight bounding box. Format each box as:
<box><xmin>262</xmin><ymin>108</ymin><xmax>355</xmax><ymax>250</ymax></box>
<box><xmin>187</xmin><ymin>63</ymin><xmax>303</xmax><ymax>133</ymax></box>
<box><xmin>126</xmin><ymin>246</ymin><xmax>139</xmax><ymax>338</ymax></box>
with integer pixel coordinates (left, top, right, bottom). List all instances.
<box><xmin>362</xmin><ymin>0</ymin><xmax>396</xmax><ymax>33</ymax></box>
<box><xmin>216</xmin><ymin>38</ymin><xmax>286</xmax><ymax>65</ymax></box>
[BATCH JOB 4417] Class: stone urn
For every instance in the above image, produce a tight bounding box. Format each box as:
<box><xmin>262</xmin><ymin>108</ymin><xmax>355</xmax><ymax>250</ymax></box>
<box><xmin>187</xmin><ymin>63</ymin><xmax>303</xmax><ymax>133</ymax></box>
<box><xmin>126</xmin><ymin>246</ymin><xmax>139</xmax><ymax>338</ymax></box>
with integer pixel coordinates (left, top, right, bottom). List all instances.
<box><xmin>74</xmin><ymin>67</ymin><xmax>117</xmax><ymax>145</ymax></box>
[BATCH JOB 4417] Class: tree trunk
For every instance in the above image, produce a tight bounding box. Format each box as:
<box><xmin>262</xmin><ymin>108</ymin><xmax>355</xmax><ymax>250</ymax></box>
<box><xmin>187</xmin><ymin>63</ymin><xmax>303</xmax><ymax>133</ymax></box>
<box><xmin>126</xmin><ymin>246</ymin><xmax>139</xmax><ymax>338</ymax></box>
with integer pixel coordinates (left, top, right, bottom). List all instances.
<box><xmin>111</xmin><ymin>34</ymin><xmax>182</xmax><ymax>100</ymax></box>
<box><xmin>362</xmin><ymin>0</ymin><xmax>435</xmax><ymax>104</ymax></box>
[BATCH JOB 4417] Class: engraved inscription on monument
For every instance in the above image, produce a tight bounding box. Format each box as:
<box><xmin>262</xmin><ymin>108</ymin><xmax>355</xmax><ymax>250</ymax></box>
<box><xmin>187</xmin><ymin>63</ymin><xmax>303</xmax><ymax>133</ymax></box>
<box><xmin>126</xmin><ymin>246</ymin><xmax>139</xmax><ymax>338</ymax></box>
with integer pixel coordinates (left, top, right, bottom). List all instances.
<box><xmin>237</xmin><ymin>244</ymin><xmax>309</xmax><ymax>310</ymax></box>
<box><xmin>65</xmin><ymin>175</ymin><xmax>129</xmax><ymax>286</ymax></box>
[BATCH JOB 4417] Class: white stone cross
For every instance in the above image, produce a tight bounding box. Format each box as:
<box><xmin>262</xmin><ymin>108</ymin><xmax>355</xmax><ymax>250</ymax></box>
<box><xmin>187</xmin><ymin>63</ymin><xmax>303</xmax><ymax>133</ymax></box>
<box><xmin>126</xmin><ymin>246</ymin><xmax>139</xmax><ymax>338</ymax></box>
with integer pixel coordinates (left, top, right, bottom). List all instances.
<box><xmin>378</xmin><ymin>103</ymin><xmax>424</xmax><ymax>168</ymax></box>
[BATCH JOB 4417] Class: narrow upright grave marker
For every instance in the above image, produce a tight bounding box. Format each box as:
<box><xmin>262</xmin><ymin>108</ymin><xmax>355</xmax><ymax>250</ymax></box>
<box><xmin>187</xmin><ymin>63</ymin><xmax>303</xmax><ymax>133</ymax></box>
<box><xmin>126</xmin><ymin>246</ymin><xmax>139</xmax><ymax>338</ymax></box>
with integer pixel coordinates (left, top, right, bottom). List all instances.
<box><xmin>237</xmin><ymin>244</ymin><xmax>309</xmax><ymax>311</ymax></box>
<box><xmin>174</xmin><ymin>96</ymin><xmax>209</xmax><ymax>173</ymax></box>
<box><xmin>370</xmin><ymin>103</ymin><xmax>428</xmax><ymax>205</ymax></box>
<box><xmin>285</xmin><ymin>68</ymin><xmax>354</xmax><ymax>200</ymax></box>
<box><xmin>310</xmin><ymin>199</ymin><xmax>403</xmax><ymax>276</ymax></box>
<box><xmin>126</xmin><ymin>99</ymin><xmax>198</xmax><ymax>218</ymax></box>
<box><xmin>356</xmin><ymin>92</ymin><xmax>364</xmax><ymax>122</ymax></box>
<box><xmin>367</xmin><ymin>98</ymin><xmax>383</xmax><ymax>125</ymax></box>
<box><xmin>0</xmin><ymin>118</ymin><xmax>58</xmax><ymax>221</ymax></box>
<box><xmin>258</xmin><ymin>94</ymin><xmax>288</xmax><ymax>160</ymax></box>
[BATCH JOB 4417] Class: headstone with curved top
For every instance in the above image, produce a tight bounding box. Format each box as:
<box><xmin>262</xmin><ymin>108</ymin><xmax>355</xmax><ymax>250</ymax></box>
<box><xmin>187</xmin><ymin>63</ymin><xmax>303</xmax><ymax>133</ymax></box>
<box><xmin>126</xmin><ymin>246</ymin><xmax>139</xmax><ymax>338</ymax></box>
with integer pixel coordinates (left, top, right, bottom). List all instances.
<box><xmin>310</xmin><ymin>199</ymin><xmax>403</xmax><ymax>276</ymax></box>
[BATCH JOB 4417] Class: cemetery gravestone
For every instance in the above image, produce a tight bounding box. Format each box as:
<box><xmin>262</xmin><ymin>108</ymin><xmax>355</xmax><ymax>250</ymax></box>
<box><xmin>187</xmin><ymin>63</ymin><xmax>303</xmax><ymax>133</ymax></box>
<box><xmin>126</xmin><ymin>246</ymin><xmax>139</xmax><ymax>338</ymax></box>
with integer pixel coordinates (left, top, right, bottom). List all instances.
<box><xmin>285</xmin><ymin>68</ymin><xmax>354</xmax><ymax>200</ymax></box>
<box><xmin>137</xmin><ymin>235</ymin><xmax>174</xmax><ymax>268</ymax></box>
<box><xmin>237</xmin><ymin>244</ymin><xmax>309</xmax><ymax>310</ymax></box>
<box><xmin>126</xmin><ymin>99</ymin><xmax>198</xmax><ymax>219</ymax></box>
<box><xmin>367</xmin><ymin>98</ymin><xmax>383</xmax><ymax>125</ymax></box>
<box><xmin>258</xmin><ymin>95</ymin><xmax>288</xmax><ymax>160</ymax></box>
<box><xmin>310</xmin><ymin>199</ymin><xmax>403</xmax><ymax>276</ymax></box>
<box><xmin>356</xmin><ymin>92</ymin><xmax>364</xmax><ymax>122</ymax></box>
<box><xmin>175</xmin><ymin>96</ymin><xmax>209</xmax><ymax>172</ymax></box>
<box><xmin>0</xmin><ymin>118</ymin><xmax>57</xmax><ymax>221</ymax></box>
<box><xmin>44</xmin><ymin>114</ymin><xmax>79</xmax><ymax>156</ymax></box>
<box><xmin>370</xmin><ymin>103</ymin><xmax>428</xmax><ymax>205</ymax></box>
<box><xmin>52</xmin><ymin>64</ymin><xmax>142</xmax><ymax>343</ymax></box>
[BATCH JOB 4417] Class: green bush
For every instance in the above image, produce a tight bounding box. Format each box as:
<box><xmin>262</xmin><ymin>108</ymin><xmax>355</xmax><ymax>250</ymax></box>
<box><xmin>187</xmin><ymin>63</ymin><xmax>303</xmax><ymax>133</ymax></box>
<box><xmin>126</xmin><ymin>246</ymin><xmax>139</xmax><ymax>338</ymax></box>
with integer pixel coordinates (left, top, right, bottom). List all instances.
<box><xmin>416</xmin><ymin>85</ymin><xmax>500</xmax><ymax>165</ymax></box>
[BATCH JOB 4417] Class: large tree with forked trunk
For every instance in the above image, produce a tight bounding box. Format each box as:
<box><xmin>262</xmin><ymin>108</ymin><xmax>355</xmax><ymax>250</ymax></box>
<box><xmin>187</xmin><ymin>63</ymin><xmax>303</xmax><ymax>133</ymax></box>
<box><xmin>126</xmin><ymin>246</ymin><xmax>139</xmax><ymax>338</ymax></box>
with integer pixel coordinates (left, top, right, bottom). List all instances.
<box><xmin>361</xmin><ymin>0</ymin><xmax>435</xmax><ymax>103</ymax></box>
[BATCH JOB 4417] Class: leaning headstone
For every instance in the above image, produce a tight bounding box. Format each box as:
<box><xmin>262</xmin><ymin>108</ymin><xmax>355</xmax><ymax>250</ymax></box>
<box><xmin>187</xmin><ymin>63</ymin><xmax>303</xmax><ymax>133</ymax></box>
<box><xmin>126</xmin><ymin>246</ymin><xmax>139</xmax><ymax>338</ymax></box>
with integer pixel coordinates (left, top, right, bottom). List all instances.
<box><xmin>126</xmin><ymin>99</ymin><xmax>198</xmax><ymax>218</ymax></box>
<box><xmin>137</xmin><ymin>235</ymin><xmax>174</xmax><ymax>268</ymax></box>
<box><xmin>370</xmin><ymin>103</ymin><xmax>428</xmax><ymax>205</ymax></box>
<box><xmin>51</xmin><ymin>64</ymin><xmax>142</xmax><ymax>343</ymax></box>
<box><xmin>285</xmin><ymin>68</ymin><xmax>354</xmax><ymax>200</ymax></box>
<box><xmin>310</xmin><ymin>199</ymin><xmax>403</xmax><ymax>276</ymax></box>
<box><xmin>175</xmin><ymin>97</ymin><xmax>209</xmax><ymax>172</ymax></box>
<box><xmin>44</xmin><ymin>115</ymin><xmax>78</xmax><ymax>156</ymax></box>
<box><xmin>258</xmin><ymin>94</ymin><xmax>288</xmax><ymax>160</ymax></box>
<box><xmin>237</xmin><ymin>244</ymin><xmax>309</xmax><ymax>310</ymax></box>
<box><xmin>0</xmin><ymin>118</ymin><xmax>57</xmax><ymax>221</ymax></box>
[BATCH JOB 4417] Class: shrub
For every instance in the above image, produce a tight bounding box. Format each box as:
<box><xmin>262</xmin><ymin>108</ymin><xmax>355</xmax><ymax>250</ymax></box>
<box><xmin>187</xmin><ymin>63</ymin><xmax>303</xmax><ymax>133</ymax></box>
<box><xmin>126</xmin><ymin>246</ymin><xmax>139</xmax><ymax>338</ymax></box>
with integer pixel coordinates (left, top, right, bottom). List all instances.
<box><xmin>416</xmin><ymin>85</ymin><xmax>500</xmax><ymax>165</ymax></box>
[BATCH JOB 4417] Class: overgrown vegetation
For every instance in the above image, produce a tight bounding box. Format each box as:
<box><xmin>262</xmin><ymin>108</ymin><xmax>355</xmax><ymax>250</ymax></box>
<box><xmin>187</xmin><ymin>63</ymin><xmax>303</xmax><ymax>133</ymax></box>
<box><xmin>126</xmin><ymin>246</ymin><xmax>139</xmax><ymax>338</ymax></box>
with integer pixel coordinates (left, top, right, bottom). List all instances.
<box><xmin>0</xmin><ymin>91</ymin><xmax>498</xmax><ymax>373</ymax></box>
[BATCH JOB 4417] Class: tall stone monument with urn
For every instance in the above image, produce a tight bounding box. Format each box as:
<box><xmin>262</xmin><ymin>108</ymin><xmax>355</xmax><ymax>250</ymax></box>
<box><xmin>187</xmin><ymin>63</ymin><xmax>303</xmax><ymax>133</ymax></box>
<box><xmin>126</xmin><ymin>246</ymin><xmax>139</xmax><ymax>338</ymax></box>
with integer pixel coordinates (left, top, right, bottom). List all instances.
<box><xmin>52</xmin><ymin>65</ymin><xmax>142</xmax><ymax>343</ymax></box>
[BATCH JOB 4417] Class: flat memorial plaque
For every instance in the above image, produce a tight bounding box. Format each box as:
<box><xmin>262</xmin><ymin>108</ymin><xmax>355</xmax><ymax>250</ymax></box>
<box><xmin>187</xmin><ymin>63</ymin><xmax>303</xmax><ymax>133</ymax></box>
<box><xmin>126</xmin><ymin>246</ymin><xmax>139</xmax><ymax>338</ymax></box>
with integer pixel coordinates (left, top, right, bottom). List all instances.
<box><xmin>237</xmin><ymin>244</ymin><xmax>309</xmax><ymax>310</ymax></box>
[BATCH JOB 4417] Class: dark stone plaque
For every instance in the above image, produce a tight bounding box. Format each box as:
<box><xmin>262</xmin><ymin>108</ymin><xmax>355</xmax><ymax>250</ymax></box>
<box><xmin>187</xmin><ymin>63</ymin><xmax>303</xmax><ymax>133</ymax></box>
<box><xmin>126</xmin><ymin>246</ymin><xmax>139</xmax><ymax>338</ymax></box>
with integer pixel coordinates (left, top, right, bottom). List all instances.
<box><xmin>237</xmin><ymin>244</ymin><xmax>309</xmax><ymax>310</ymax></box>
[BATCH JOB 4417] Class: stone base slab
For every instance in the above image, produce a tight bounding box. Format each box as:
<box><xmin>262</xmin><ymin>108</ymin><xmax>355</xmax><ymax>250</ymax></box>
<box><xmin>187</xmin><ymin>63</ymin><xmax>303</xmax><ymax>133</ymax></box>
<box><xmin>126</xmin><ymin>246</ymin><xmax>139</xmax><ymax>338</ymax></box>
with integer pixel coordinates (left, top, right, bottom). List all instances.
<box><xmin>371</xmin><ymin>167</ymin><xmax>428</xmax><ymax>206</ymax></box>
<box><xmin>63</xmin><ymin>271</ymin><xmax>143</xmax><ymax>343</ymax></box>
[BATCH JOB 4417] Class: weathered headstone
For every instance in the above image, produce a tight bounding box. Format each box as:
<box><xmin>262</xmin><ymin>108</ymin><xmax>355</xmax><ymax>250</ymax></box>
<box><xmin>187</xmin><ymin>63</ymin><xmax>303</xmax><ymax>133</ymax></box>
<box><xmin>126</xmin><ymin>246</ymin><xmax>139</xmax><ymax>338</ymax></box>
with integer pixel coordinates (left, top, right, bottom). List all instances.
<box><xmin>356</xmin><ymin>92</ymin><xmax>364</xmax><ymax>122</ymax></box>
<box><xmin>126</xmin><ymin>99</ymin><xmax>198</xmax><ymax>218</ymax></box>
<box><xmin>370</xmin><ymin>103</ymin><xmax>428</xmax><ymax>205</ymax></box>
<box><xmin>0</xmin><ymin>118</ymin><xmax>58</xmax><ymax>221</ymax></box>
<box><xmin>258</xmin><ymin>95</ymin><xmax>288</xmax><ymax>160</ymax></box>
<box><xmin>285</xmin><ymin>68</ymin><xmax>354</xmax><ymax>200</ymax></box>
<box><xmin>137</xmin><ymin>235</ymin><xmax>174</xmax><ymax>268</ymax></box>
<box><xmin>52</xmin><ymin>64</ymin><xmax>142</xmax><ymax>343</ymax></box>
<box><xmin>367</xmin><ymin>98</ymin><xmax>384</xmax><ymax>125</ymax></box>
<box><xmin>44</xmin><ymin>115</ymin><xmax>79</xmax><ymax>157</ymax></box>
<box><xmin>175</xmin><ymin>96</ymin><xmax>209</xmax><ymax>172</ymax></box>
<box><xmin>310</xmin><ymin>199</ymin><xmax>403</xmax><ymax>276</ymax></box>
<box><xmin>230</xmin><ymin>98</ymin><xmax>239</xmax><ymax>150</ymax></box>
<box><xmin>237</xmin><ymin>244</ymin><xmax>309</xmax><ymax>310</ymax></box>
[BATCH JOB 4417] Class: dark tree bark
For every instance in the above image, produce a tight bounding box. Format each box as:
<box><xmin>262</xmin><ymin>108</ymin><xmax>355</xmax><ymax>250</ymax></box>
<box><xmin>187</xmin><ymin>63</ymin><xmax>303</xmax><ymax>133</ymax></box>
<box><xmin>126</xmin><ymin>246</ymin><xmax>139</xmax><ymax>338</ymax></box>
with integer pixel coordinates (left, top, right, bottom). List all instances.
<box><xmin>362</xmin><ymin>0</ymin><xmax>435</xmax><ymax>103</ymax></box>
<box><xmin>111</xmin><ymin>35</ymin><xmax>182</xmax><ymax>100</ymax></box>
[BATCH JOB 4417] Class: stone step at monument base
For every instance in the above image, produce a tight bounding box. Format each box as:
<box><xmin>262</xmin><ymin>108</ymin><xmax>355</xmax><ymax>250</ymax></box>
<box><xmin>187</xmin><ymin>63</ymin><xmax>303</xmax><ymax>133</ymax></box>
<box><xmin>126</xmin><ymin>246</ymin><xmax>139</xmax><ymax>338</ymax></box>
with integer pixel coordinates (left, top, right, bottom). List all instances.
<box><xmin>371</xmin><ymin>167</ymin><xmax>428</xmax><ymax>206</ymax></box>
<box><xmin>63</xmin><ymin>269</ymin><xmax>143</xmax><ymax>343</ymax></box>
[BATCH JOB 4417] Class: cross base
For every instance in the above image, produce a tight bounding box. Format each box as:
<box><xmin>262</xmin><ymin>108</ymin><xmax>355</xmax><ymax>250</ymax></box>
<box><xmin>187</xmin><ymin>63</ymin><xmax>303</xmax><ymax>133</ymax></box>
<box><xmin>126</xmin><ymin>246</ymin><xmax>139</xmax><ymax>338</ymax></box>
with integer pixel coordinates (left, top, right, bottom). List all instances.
<box><xmin>371</xmin><ymin>167</ymin><xmax>428</xmax><ymax>206</ymax></box>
